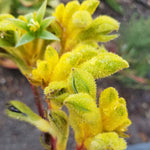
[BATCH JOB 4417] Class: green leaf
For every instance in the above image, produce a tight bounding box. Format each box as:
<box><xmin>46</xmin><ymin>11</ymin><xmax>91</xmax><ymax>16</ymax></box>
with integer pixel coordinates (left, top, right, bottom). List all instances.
<box><xmin>16</xmin><ymin>33</ymin><xmax>35</xmax><ymax>47</ymax></box>
<box><xmin>47</xmin><ymin>109</ymin><xmax>69</xmax><ymax>150</ymax></box>
<box><xmin>6</xmin><ymin>100</ymin><xmax>51</xmax><ymax>133</ymax></box>
<box><xmin>25</xmin><ymin>13</ymin><xmax>33</xmax><ymax>22</ymax></box>
<box><xmin>9</xmin><ymin>18</ymin><xmax>27</xmax><ymax>30</ymax></box>
<box><xmin>40</xmin><ymin>17</ymin><xmax>55</xmax><ymax>29</ymax></box>
<box><xmin>36</xmin><ymin>0</ymin><xmax>47</xmax><ymax>23</ymax></box>
<box><xmin>105</xmin><ymin>0</ymin><xmax>124</xmax><ymax>15</ymax></box>
<box><xmin>0</xmin><ymin>30</ymin><xmax>17</xmax><ymax>47</ymax></box>
<box><xmin>38</xmin><ymin>30</ymin><xmax>59</xmax><ymax>41</ymax></box>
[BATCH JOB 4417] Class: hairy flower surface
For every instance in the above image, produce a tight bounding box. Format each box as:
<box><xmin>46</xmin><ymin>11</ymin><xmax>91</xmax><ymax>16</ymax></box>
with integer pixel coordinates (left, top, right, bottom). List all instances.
<box><xmin>53</xmin><ymin>0</ymin><xmax>119</xmax><ymax>53</ymax></box>
<box><xmin>64</xmin><ymin>87</ymin><xmax>131</xmax><ymax>147</ymax></box>
<box><xmin>99</xmin><ymin>87</ymin><xmax>131</xmax><ymax>134</ymax></box>
<box><xmin>4</xmin><ymin>0</ymin><xmax>132</xmax><ymax>150</ymax></box>
<box><xmin>85</xmin><ymin>132</ymin><xmax>127</xmax><ymax>150</ymax></box>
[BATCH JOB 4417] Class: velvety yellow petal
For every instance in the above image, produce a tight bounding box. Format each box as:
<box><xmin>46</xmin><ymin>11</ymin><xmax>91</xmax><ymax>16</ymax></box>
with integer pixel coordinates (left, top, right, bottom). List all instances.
<box><xmin>51</xmin><ymin>52</ymin><xmax>81</xmax><ymax>81</ymax></box>
<box><xmin>32</xmin><ymin>46</ymin><xmax>59</xmax><ymax>85</ymax></box>
<box><xmin>53</xmin><ymin>3</ymin><xmax>65</xmax><ymax>23</ymax></box>
<box><xmin>72</xmin><ymin>10</ymin><xmax>92</xmax><ymax>28</ymax></box>
<box><xmin>99</xmin><ymin>87</ymin><xmax>131</xmax><ymax>132</ymax></box>
<box><xmin>77</xmin><ymin>15</ymin><xmax>119</xmax><ymax>42</ymax></box>
<box><xmin>80</xmin><ymin>0</ymin><xmax>99</xmax><ymax>15</ymax></box>
<box><xmin>44</xmin><ymin>45</ymin><xmax>59</xmax><ymax>66</ymax></box>
<box><xmin>32</xmin><ymin>60</ymin><xmax>51</xmax><ymax>83</ymax></box>
<box><xmin>92</xmin><ymin>15</ymin><xmax>120</xmax><ymax>33</ymax></box>
<box><xmin>85</xmin><ymin>132</ymin><xmax>127</xmax><ymax>150</ymax></box>
<box><xmin>62</xmin><ymin>1</ymin><xmax>80</xmax><ymax>27</ymax></box>
<box><xmin>99</xmin><ymin>87</ymin><xmax>118</xmax><ymax>111</ymax></box>
<box><xmin>73</xmin><ymin>43</ymin><xmax>98</xmax><ymax>64</ymax></box>
<box><xmin>80</xmin><ymin>52</ymin><xmax>129</xmax><ymax>79</ymax></box>
<box><xmin>116</xmin><ymin>118</ymin><xmax>132</xmax><ymax>133</ymax></box>
<box><xmin>64</xmin><ymin>93</ymin><xmax>102</xmax><ymax>145</ymax></box>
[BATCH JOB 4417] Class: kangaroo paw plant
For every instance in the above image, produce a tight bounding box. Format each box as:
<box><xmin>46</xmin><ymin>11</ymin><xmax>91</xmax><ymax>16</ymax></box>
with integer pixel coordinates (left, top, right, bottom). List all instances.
<box><xmin>1</xmin><ymin>0</ymin><xmax>131</xmax><ymax>150</ymax></box>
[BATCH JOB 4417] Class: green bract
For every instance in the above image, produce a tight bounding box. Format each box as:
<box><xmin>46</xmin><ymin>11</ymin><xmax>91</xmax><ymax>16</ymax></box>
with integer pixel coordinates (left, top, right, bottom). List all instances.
<box><xmin>10</xmin><ymin>0</ymin><xmax>59</xmax><ymax>47</ymax></box>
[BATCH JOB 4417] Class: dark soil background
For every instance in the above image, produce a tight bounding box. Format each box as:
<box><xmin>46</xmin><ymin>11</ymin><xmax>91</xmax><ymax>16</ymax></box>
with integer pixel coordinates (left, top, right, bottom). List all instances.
<box><xmin>0</xmin><ymin>0</ymin><xmax>150</xmax><ymax>150</ymax></box>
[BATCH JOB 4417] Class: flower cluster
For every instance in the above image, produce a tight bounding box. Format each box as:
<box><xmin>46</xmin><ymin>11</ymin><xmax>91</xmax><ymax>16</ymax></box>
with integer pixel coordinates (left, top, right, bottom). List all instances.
<box><xmin>4</xmin><ymin>0</ymin><xmax>131</xmax><ymax>150</ymax></box>
<box><xmin>53</xmin><ymin>0</ymin><xmax>119</xmax><ymax>53</ymax></box>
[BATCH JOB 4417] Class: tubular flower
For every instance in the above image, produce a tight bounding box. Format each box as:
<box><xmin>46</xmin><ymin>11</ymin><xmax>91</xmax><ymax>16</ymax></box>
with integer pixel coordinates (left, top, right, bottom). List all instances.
<box><xmin>31</xmin><ymin>44</ymin><xmax>129</xmax><ymax>87</ymax></box>
<box><xmin>64</xmin><ymin>93</ymin><xmax>102</xmax><ymax>145</ymax></box>
<box><xmin>64</xmin><ymin>87</ymin><xmax>131</xmax><ymax>148</ymax></box>
<box><xmin>99</xmin><ymin>87</ymin><xmax>131</xmax><ymax>134</ymax></box>
<box><xmin>84</xmin><ymin>132</ymin><xmax>127</xmax><ymax>150</ymax></box>
<box><xmin>10</xmin><ymin>0</ymin><xmax>59</xmax><ymax>47</ymax></box>
<box><xmin>0</xmin><ymin>1</ymin><xmax>60</xmax><ymax>74</ymax></box>
<box><xmin>53</xmin><ymin>0</ymin><xmax>119</xmax><ymax>53</ymax></box>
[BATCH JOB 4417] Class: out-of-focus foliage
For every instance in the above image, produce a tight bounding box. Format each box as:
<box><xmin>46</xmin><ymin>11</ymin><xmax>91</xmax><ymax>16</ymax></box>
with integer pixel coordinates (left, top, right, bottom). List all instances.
<box><xmin>0</xmin><ymin>0</ymin><xmax>59</xmax><ymax>17</ymax></box>
<box><xmin>79</xmin><ymin>0</ymin><xmax>124</xmax><ymax>14</ymax></box>
<box><xmin>116</xmin><ymin>16</ymin><xmax>150</xmax><ymax>89</ymax></box>
<box><xmin>0</xmin><ymin>0</ymin><xmax>12</xmax><ymax>14</ymax></box>
<box><xmin>104</xmin><ymin>0</ymin><xmax>124</xmax><ymax>15</ymax></box>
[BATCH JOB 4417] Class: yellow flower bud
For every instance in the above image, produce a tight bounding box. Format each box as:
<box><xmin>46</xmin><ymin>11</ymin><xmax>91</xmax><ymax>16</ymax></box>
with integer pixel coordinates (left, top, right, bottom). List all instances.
<box><xmin>44</xmin><ymin>45</ymin><xmax>59</xmax><ymax>65</ymax></box>
<box><xmin>77</xmin><ymin>15</ymin><xmax>119</xmax><ymax>42</ymax></box>
<box><xmin>72</xmin><ymin>10</ymin><xmax>92</xmax><ymax>28</ymax></box>
<box><xmin>62</xmin><ymin>1</ymin><xmax>80</xmax><ymax>27</ymax></box>
<box><xmin>32</xmin><ymin>46</ymin><xmax>59</xmax><ymax>85</ymax></box>
<box><xmin>73</xmin><ymin>43</ymin><xmax>98</xmax><ymax>64</ymax></box>
<box><xmin>53</xmin><ymin>3</ymin><xmax>65</xmax><ymax>23</ymax></box>
<box><xmin>80</xmin><ymin>0</ymin><xmax>99</xmax><ymax>15</ymax></box>
<box><xmin>51</xmin><ymin>51</ymin><xmax>81</xmax><ymax>81</ymax></box>
<box><xmin>99</xmin><ymin>87</ymin><xmax>118</xmax><ymax>112</ymax></box>
<box><xmin>99</xmin><ymin>87</ymin><xmax>131</xmax><ymax>132</ymax></box>
<box><xmin>92</xmin><ymin>15</ymin><xmax>120</xmax><ymax>33</ymax></box>
<box><xmin>85</xmin><ymin>132</ymin><xmax>127</xmax><ymax>150</ymax></box>
<box><xmin>32</xmin><ymin>60</ymin><xmax>51</xmax><ymax>84</ymax></box>
<box><xmin>80</xmin><ymin>52</ymin><xmax>129</xmax><ymax>79</ymax></box>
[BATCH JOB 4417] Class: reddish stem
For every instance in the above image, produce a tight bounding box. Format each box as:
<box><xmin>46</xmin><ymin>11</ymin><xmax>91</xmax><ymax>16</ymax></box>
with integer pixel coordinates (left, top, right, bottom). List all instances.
<box><xmin>30</xmin><ymin>84</ymin><xmax>44</xmax><ymax>118</ymax></box>
<box><xmin>51</xmin><ymin>137</ymin><xmax>57</xmax><ymax>150</ymax></box>
<box><xmin>76</xmin><ymin>143</ymin><xmax>85</xmax><ymax>150</ymax></box>
<box><xmin>30</xmin><ymin>84</ymin><xmax>57</xmax><ymax>150</ymax></box>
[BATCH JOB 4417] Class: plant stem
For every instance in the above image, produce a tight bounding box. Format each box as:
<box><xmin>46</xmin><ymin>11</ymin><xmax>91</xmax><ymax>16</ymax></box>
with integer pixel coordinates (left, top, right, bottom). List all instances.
<box><xmin>30</xmin><ymin>84</ymin><xmax>44</xmax><ymax>118</ymax></box>
<box><xmin>51</xmin><ymin>136</ymin><xmax>57</xmax><ymax>150</ymax></box>
<box><xmin>30</xmin><ymin>85</ymin><xmax>58</xmax><ymax>150</ymax></box>
<box><xmin>76</xmin><ymin>143</ymin><xmax>85</xmax><ymax>150</ymax></box>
